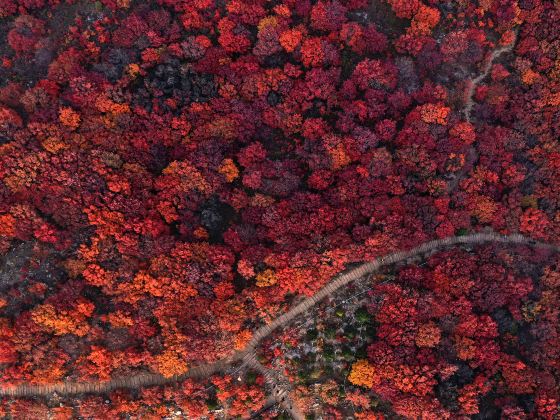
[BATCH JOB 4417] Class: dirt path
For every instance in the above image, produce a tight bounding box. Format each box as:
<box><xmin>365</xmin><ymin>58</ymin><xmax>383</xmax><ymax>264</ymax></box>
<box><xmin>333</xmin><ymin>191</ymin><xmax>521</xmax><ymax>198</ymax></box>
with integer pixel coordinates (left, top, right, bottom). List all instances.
<box><xmin>447</xmin><ymin>30</ymin><xmax>518</xmax><ymax>194</ymax></box>
<box><xmin>463</xmin><ymin>30</ymin><xmax>518</xmax><ymax>123</ymax></box>
<box><xmin>1</xmin><ymin>231</ymin><xmax>558</xmax><ymax>406</ymax></box>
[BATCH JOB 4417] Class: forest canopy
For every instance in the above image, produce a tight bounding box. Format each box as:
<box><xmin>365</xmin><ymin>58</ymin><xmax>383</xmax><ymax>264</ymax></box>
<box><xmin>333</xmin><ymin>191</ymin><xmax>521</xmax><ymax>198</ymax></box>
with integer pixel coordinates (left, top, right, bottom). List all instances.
<box><xmin>0</xmin><ymin>0</ymin><xmax>559</xmax><ymax>417</ymax></box>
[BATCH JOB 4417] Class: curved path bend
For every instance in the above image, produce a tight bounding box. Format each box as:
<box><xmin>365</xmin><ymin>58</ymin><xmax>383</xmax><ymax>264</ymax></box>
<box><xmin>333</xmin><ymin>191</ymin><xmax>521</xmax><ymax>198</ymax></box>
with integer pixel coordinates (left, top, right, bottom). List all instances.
<box><xmin>448</xmin><ymin>30</ymin><xmax>518</xmax><ymax>194</ymax></box>
<box><xmin>463</xmin><ymin>30</ymin><xmax>518</xmax><ymax>122</ymax></box>
<box><xmin>1</xmin><ymin>231</ymin><xmax>558</xmax><ymax>400</ymax></box>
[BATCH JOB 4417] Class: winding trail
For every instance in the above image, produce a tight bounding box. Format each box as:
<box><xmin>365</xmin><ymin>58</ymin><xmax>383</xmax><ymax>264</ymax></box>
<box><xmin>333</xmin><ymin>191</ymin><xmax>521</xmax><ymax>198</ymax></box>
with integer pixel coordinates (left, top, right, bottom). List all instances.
<box><xmin>463</xmin><ymin>30</ymin><xmax>518</xmax><ymax>123</ymax></box>
<box><xmin>448</xmin><ymin>30</ymin><xmax>518</xmax><ymax>194</ymax></box>
<box><xmin>1</xmin><ymin>231</ymin><xmax>558</xmax><ymax>409</ymax></box>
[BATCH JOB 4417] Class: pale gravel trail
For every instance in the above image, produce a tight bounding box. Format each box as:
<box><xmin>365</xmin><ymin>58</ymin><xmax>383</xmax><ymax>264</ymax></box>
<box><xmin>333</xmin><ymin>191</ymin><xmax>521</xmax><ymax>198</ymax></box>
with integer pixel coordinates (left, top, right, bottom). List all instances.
<box><xmin>1</xmin><ymin>231</ymin><xmax>558</xmax><ymax>403</ymax></box>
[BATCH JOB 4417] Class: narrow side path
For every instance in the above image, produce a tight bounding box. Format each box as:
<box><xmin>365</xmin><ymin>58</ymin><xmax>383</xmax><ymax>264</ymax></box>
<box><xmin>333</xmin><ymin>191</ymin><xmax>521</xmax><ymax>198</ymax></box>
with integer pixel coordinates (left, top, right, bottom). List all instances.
<box><xmin>241</xmin><ymin>351</ymin><xmax>305</xmax><ymax>420</ymax></box>
<box><xmin>0</xmin><ymin>231</ymin><xmax>557</xmax><ymax>400</ymax></box>
<box><xmin>448</xmin><ymin>29</ymin><xmax>518</xmax><ymax>194</ymax></box>
<box><xmin>463</xmin><ymin>30</ymin><xmax>518</xmax><ymax>122</ymax></box>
